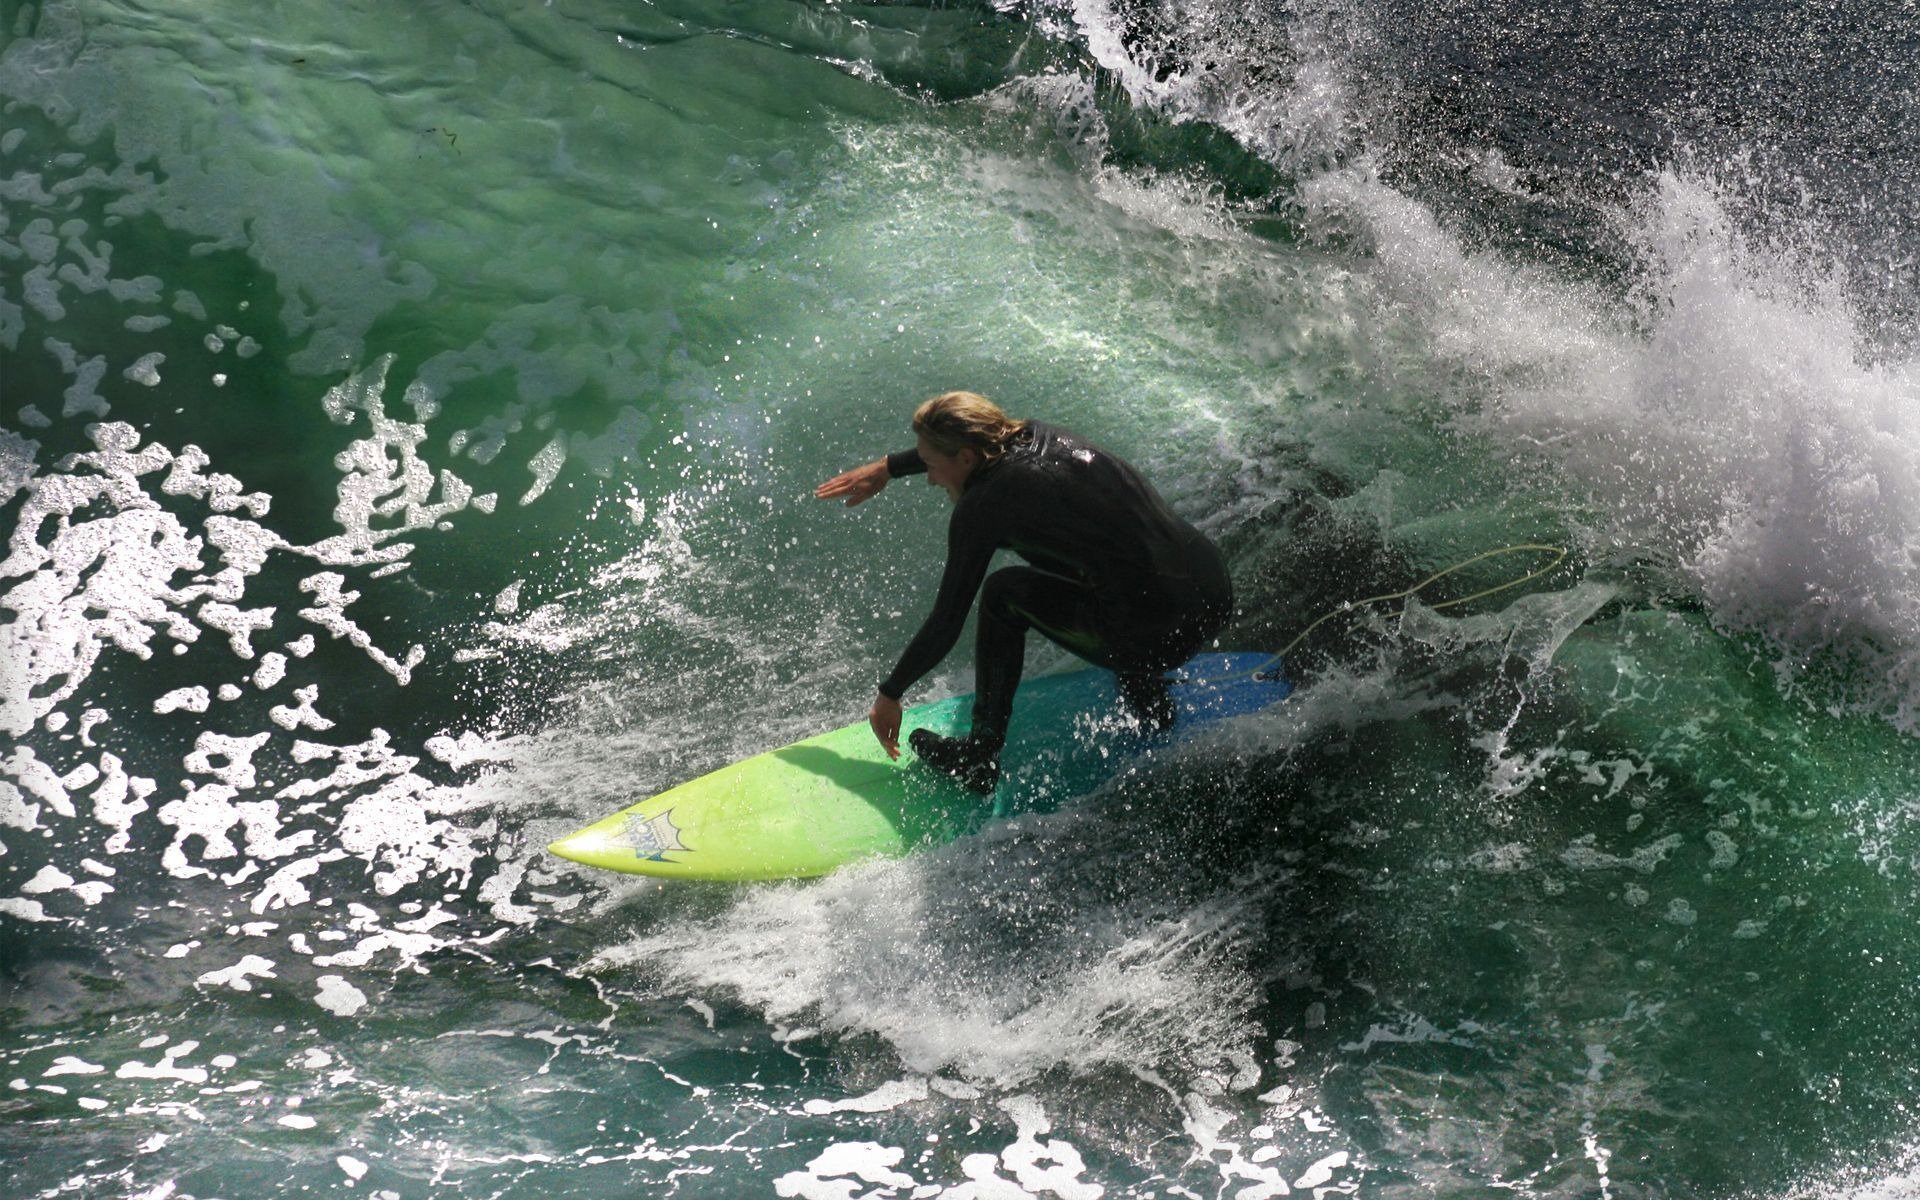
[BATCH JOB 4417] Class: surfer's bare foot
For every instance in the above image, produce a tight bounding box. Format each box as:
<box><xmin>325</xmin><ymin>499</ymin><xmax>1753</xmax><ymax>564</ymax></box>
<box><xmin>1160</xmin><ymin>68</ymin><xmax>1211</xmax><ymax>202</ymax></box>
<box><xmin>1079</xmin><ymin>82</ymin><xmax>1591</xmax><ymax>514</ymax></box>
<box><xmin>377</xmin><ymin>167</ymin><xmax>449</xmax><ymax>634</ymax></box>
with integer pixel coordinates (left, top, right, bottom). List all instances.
<box><xmin>908</xmin><ymin>729</ymin><xmax>1001</xmax><ymax>795</ymax></box>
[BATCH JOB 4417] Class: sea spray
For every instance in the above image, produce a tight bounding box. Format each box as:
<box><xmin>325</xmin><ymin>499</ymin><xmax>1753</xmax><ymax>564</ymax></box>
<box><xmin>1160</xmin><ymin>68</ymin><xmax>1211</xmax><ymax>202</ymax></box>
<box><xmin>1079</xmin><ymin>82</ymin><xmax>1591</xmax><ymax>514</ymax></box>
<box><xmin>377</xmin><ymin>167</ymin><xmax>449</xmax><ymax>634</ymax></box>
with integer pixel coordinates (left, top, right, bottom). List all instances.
<box><xmin>7</xmin><ymin>0</ymin><xmax>1920</xmax><ymax>1196</ymax></box>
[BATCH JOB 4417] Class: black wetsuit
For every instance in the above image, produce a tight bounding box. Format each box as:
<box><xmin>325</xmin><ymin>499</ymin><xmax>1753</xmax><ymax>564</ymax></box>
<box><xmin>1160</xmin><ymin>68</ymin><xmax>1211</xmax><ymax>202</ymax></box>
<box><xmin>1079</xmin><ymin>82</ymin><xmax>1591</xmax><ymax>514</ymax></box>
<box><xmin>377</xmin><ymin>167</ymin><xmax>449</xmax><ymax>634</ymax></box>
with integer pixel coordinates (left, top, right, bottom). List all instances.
<box><xmin>879</xmin><ymin>422</ymin><xmax>1232</xmax><ymax>748</ymax></box>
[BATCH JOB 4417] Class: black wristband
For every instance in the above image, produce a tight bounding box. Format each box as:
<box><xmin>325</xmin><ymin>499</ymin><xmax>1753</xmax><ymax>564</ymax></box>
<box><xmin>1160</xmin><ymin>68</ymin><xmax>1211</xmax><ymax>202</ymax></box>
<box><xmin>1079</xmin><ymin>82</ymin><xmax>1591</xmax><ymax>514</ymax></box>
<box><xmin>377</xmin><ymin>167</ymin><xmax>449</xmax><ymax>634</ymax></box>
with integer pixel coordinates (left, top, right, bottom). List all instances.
<box><xmin>885</xmin><ymin>448</ymin><xmax>926</xmax><ymax>479</ymax></box>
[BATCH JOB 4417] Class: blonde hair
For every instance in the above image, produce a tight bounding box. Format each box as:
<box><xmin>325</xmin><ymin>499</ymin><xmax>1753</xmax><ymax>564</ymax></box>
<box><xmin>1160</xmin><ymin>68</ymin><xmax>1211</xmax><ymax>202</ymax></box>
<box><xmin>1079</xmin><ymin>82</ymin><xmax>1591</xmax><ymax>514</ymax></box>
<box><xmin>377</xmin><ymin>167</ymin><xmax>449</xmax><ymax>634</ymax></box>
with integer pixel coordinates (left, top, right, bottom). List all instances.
<box><xmin>912</xmin><ymin>391</ymin><xmax>1029</xmax><ymax>460</ymax></box>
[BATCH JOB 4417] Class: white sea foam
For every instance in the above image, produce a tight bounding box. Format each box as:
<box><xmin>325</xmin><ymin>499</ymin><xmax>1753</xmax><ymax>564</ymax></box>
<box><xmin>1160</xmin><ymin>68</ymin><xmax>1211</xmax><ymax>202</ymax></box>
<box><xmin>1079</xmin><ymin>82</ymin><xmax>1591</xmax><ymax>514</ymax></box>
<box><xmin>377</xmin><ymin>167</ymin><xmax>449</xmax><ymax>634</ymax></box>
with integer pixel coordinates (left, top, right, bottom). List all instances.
<box><xmin>271</xmin><ymin>731</ymin><xmax>487</xmax><ymax>899</ymax></box>
<box><xmin>0</xmin><ymin>898</ymin><xmax>58</xmax><ymax>923</ymax></box>
<box><xmin>0</xmin><ymin>432</ymin><xmax>36</xmax><ymax>512</ymax></box>
<box><xmin>269</xmin><ymin>685</ymin><xmax>335</xmax><ymax>732</ymax></box>
<box><xmin>315</xmin><ymin>974</ymin><xmax>369</xmax><ymax>1016</ymax></box>
<box><xmin>251</xmin><ymin>854</ymin><xmax>341</xmax><ymax>915</ymax></box>
<box><xmin>157</xmin><ymin>786</ymin><xmax>253</xmax><ymax>876</ymax></box>
<box><xmin>20</xmin><ymin>864</ymin><xmax>113</xmax><ymax>907</ymax></box>
<box><xmin>253</xmin><ymin>651</ymin><xmax>288</xmax><ymax>690</ymax></box>
<box><xmin>520</xmin><ymin>434</ymin><xmax>567</xmax><ymax>506</ymax></box>
<box><xmin>0</xmin><ymin>424</ymin><xmax>206</xmax><ymax>735</ymax></box>
<box><xmin>800</xmin><ymin>1077</ymin><xmax>928</xmax><ymax>1116</ymax></box>
<box><xmin>87</xmin><ymin>751</ymin><xmax>155</xmax><ymax>854</ymax></box>
<box><xmin>591</xmin><ymin>822</ymin><xmax>1265</xmax><ymax>1088</ymax></box>
<box><xmin>20</xmin><ymin>866</ymin><xmax>73</xmax><ymax>893</ymax></box>
<box><xmin>122</xmin><ymin>351</ymin><xmax>164</xmax><ymax>386</ymax></box>
<box><xmin>309</xmin><ymin>356</ymin><xmax>478</xmax><ymax>568</ymax></box>
<box><xmin>117</xmin><ymin>1041</ymin><xmax>211</xmax><ymax>1083</ymax></box>
<box><xmin>155</xmin><ymin>687</ymin><xmax>211</xmax><ymax>715</ymax></box>
<box><xmin>44</xmin><ymin>337</ymin><xmax>110</xmax><ymax>418</ymax></box>
<box><xmin>992</xmin><ymin>1096</ymin><xmax>1103</xmax><ymax>1200</ymax></box>
<box><xmin>297</xmin><ymin>573</ymin><xmax>425</xmax><ymax>684</ymax></box>
<box><xmin>195</xmin><ymin>955</ymin><xmax>277</xmax><ymax>993</ymax></box>
<box><xmin>309</xmin><ymin>902</ymin><xmax>458</xmax><ymax>971</ymax></box>
<box><xmin>1047</xmin><ymin>0</ymin><xmax>1920</xmax><ymax>735</ymax></box>
<box><xmin>424</xmin><ymin>731</ymin><xmax>516</xmax><ymax>770</ymax></box>
<box><xmin>1294</xmin><ymin>160</ymin><xmax>1920</xmax><ymax>726</ymax></box>
<box><xmin>773</xmin><ymin>1098</ymin><xmax>1108</xmax><ymax>1200</ymax></box>
<box><xmin>0</xmin><ymin>356</ymin><xmax>501</xmax><ymax>929</ymax></box>
<box><xmin>5</xmin><ymin>745</ymin><xmax>77</xmax><ymax>819</ymax></box>
<box><xmin>184</xmin><ymin>731</ymin><xmax>273</xmax><ymax>791</ymax></box>
<box><xmin>1064</xmin><ymin>0</ymin><xmax>1363</xmax><ymax>176</ymax></box>
<box><xmin>773</xmin><ymin>1143</ymin><xmax>916</xmax><ymax>1199</ymax></box>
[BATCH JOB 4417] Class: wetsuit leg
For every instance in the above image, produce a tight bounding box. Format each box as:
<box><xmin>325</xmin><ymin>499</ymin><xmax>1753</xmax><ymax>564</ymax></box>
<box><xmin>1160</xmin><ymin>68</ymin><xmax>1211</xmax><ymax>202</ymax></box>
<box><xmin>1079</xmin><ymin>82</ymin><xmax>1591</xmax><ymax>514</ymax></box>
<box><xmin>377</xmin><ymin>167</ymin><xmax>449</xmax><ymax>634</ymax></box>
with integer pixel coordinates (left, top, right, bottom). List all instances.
<box><xmin>1115</xmin><ymin>670</ymin><xmax>1178</xmax><ymax>731</ymax></box>
<box><xmin>1104</xmin><ymin>547</ymin><xmax>1235</xmax><ymax>730</ymax></box>
<box><xmin>970</xmin><ymin>566</ymin><xmax>1105</xmax><ymax>748</ymax></box>
<box><xmin>972</xmin><ymin>550</ymin><xmax>1233</xmax><ymax>745</ymax></box>
<box><xmin>911</xmin><ymin>566</ymin><xmax>1108</xmax><ymax>794</ymax></box>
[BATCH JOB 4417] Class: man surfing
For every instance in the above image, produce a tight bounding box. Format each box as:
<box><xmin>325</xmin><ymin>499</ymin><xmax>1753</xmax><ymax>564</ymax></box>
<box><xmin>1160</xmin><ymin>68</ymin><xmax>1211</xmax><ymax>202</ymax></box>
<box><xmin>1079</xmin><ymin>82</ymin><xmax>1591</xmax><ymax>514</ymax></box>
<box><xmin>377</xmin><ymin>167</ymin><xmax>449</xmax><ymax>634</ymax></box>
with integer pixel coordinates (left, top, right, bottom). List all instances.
<box><xmin>815</xmin><ymin>391</ymin><xmax>1233</xmax><ymax>794</ymax></box>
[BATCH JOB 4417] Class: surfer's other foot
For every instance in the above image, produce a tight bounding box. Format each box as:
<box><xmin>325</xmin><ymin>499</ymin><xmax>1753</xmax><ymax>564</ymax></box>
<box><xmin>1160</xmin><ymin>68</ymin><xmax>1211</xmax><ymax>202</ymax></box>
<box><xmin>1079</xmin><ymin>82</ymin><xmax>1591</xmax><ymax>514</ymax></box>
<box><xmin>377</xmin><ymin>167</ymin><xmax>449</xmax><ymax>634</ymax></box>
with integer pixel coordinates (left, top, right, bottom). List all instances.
<box><xmin>1117</xmin><ymin>672</ymin><xmax>1176</xmax><ymax>732</ymax></box>
<box><xmin>908</xmin><ymin>729</ymin><xmax>1001</xmax><ymax>795</ymax></box>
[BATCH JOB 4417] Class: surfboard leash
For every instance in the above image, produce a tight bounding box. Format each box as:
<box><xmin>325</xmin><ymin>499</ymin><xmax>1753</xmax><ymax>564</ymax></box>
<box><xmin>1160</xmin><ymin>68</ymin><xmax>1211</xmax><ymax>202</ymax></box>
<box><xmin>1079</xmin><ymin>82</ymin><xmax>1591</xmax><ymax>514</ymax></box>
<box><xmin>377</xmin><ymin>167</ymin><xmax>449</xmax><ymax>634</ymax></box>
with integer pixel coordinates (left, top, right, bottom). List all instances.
<box><xmin>1180</xmin><ymin>542</ymin><xmax>1570</xmax><ymax>686</ymax></box>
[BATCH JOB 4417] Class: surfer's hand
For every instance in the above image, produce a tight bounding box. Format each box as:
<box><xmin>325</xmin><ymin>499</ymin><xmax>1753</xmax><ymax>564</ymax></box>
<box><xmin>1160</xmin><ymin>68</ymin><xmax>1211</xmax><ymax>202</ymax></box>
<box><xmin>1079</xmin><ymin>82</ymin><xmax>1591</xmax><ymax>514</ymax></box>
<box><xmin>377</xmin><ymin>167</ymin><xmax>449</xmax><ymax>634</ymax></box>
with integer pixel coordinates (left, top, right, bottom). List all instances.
<box><xmin>869</xmin><ymin>693</ymin><xmax>902</xmax><ymax>759</ymax></box>
<box><xmin>815</xmin><ymin>458</ymin><xmax>890</xmax><ymax>507</ymax></box>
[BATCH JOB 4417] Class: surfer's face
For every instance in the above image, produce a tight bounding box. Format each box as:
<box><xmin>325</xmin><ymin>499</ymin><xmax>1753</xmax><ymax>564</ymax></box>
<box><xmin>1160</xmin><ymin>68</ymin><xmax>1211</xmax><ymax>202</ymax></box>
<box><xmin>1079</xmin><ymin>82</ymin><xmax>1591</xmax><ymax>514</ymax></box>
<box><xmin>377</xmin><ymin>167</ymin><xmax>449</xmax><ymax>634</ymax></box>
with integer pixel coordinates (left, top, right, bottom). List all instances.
<box><xmin>917</xmin><ymin>436</ymin><xmax>979</xmax><ymax>504</ymax></box>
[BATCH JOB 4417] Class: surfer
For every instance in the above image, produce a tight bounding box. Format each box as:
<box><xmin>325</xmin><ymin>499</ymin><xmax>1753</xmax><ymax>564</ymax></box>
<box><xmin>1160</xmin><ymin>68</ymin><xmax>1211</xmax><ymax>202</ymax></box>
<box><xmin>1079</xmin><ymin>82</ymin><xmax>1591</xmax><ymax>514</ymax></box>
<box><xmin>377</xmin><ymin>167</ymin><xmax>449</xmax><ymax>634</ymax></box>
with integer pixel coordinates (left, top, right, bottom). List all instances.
<box><xmin>815</xmin><ymin>391</ymin><xmax>1233</xmax><ymax>794</ymax></box>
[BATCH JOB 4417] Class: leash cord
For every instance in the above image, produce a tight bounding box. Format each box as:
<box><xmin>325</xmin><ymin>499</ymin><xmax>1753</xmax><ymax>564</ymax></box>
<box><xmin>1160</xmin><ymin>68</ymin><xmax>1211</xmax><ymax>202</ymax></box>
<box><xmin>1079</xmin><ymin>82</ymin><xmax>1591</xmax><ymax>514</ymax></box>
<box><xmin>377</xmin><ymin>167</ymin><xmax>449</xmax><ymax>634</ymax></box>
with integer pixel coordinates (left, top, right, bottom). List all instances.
<box><xmin>1182</xmin><ymin>542</ymin><xmax>1570</xmax><ymax>685</ymax></box>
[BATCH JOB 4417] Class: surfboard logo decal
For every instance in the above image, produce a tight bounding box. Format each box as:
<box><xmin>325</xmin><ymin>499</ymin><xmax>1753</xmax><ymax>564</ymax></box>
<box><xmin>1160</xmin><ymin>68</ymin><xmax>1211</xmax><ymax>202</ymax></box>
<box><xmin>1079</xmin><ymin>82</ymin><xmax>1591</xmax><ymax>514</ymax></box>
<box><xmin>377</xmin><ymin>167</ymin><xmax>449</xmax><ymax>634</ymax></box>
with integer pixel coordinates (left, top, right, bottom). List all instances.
<box><xmin>624</xmin><ymin>809</ymin><xmax>689</xmax><ymax>860</ymax></box>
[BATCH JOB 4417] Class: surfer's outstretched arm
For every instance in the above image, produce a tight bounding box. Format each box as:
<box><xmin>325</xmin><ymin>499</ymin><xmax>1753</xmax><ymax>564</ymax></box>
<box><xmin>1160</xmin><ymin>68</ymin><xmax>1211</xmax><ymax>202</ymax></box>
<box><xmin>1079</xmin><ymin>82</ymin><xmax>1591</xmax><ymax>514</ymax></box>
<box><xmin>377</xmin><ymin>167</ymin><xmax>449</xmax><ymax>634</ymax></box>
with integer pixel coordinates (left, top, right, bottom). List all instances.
<box><xmin>814</xmin><ymin>458</ymin><xmax>892</xmax><ymax>507</ymax></box>
<box><xmin>816</xmin><ymin>448</ymin><xmax>928</xmax><ymax>507</ymax></box>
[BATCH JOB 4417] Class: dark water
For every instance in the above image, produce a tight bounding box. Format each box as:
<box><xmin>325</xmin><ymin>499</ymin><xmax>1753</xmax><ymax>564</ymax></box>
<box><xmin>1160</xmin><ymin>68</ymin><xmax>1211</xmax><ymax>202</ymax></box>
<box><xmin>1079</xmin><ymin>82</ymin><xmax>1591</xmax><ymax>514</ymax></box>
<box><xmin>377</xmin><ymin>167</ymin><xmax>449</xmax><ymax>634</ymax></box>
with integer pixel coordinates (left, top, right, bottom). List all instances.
<box><xmin>4</xmin><ymin>1</ymin><xmax>1920</xmax><ymax>1196</ymax></box>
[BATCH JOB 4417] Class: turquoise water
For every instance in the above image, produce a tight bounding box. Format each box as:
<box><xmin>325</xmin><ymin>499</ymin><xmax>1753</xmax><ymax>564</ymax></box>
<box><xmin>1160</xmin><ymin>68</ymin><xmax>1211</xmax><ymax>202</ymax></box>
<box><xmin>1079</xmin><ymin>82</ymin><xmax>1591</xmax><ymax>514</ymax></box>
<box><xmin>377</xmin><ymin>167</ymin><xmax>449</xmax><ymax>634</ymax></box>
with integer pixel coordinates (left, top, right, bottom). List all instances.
<box><xmin>5</xmin><ymin>1</ymin><xmax>1920</xmax><ymax>1196</ymax></box>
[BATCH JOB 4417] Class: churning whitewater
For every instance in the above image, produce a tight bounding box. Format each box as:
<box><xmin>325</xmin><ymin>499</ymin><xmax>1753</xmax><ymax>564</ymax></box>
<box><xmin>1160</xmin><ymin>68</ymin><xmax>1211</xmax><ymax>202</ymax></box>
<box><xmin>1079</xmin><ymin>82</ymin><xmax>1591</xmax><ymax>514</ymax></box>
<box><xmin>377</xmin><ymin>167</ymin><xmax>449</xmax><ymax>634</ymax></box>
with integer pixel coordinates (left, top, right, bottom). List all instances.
<box><xmin>4</xmin><ymin>1</ymin><xmax>1920</xmax><ymax>1197</ymax></box>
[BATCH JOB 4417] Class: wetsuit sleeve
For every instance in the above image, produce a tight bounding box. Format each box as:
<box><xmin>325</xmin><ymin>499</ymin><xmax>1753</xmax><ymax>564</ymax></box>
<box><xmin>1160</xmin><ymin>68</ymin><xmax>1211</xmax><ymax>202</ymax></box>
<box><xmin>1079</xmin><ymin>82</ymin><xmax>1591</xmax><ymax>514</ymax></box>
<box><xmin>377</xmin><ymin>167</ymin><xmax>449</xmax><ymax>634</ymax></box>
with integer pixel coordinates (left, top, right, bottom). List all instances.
<box><xmin>878</xmin><ymin>503</ymin><xmax>998</xmax><ymax>700</ymax></box>
<box><xmin>886</xmin><ymin>447</ymin><xmax>926</xmax><ymax>478</ymax></box>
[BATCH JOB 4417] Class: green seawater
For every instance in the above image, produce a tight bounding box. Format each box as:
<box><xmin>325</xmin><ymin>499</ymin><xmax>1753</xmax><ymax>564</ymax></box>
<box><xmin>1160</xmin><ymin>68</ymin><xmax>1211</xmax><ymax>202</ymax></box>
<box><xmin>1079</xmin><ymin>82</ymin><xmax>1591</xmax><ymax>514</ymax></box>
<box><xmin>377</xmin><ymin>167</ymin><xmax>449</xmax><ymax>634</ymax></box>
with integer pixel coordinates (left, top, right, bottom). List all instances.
<box><xmin>5</xmin><ymin>1</ymin><xmax>1920</xmax><ymax>1197</ymax></box>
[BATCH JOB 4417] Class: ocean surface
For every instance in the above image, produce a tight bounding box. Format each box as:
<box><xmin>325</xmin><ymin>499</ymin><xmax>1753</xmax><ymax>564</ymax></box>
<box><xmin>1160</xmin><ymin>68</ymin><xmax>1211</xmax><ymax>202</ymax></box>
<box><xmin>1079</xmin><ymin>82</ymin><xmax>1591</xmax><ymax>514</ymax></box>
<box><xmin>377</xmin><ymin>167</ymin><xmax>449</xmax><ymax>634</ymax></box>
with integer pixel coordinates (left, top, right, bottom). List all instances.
<box><xmin>4</xmin><ymin>1</ymin><xmax>1920</xmax><ymax>1196</ymax></box>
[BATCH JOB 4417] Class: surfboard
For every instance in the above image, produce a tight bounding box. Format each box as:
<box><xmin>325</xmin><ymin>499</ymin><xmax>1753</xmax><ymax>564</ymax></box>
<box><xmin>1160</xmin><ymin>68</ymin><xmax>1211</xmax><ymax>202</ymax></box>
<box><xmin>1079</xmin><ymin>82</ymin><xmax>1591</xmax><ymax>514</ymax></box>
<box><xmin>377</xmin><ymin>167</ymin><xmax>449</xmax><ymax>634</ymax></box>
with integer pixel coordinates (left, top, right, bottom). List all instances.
<box><xmin>547</xmin><ymin>651</ymin><xmax>1289</xmax><ymax>881</ymax></box>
